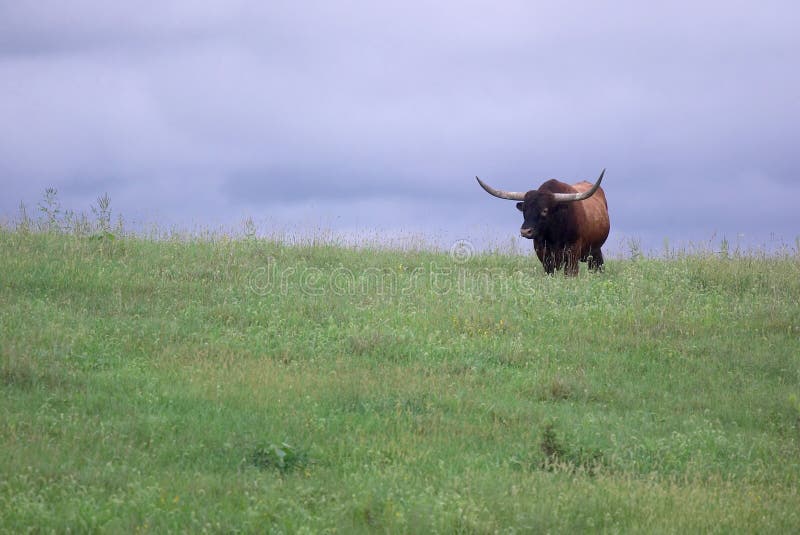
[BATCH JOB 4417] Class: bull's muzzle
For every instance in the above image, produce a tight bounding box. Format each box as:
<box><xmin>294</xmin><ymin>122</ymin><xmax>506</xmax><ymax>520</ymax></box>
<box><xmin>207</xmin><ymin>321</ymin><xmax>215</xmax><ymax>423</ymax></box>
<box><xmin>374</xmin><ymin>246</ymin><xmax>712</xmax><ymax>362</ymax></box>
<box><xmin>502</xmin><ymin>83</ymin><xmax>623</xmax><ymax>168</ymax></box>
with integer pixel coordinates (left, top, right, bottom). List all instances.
<box><xmin>520</xmin><ymin>228</ymin><xmax>534</xmax><ymax>239</ymax></box>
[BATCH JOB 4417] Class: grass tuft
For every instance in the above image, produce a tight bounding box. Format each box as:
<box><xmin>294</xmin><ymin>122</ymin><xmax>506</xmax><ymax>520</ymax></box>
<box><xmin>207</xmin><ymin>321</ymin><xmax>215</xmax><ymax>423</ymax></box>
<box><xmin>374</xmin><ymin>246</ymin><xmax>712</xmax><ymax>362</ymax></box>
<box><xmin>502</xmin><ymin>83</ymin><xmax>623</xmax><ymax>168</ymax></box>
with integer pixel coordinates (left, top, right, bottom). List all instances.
<box><xmin>247</xmin><ymin>443</ymin><xmax>311</xmax><ymax>474</ymax></box>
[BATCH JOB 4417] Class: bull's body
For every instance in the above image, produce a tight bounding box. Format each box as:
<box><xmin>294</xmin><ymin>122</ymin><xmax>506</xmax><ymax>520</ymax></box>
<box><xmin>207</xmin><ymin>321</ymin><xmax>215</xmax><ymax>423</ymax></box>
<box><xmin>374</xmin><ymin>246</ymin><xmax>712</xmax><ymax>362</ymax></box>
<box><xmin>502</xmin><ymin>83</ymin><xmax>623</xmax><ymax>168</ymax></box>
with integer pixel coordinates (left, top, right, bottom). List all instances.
<box><xmin>476</xmin><ymin>170</ymin><xmax>610</xmax><ymax>276</ymax></box>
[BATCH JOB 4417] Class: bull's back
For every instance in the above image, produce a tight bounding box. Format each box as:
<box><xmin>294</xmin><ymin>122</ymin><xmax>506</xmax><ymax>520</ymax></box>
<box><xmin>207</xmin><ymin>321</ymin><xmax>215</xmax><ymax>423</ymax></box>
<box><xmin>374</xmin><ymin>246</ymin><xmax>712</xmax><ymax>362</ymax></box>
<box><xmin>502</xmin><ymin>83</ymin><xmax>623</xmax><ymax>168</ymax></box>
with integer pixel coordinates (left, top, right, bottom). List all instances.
<box><xmin>571</xmin><ymin>181</ymin><xmax>610</xmax><ymax>247</ymax></box>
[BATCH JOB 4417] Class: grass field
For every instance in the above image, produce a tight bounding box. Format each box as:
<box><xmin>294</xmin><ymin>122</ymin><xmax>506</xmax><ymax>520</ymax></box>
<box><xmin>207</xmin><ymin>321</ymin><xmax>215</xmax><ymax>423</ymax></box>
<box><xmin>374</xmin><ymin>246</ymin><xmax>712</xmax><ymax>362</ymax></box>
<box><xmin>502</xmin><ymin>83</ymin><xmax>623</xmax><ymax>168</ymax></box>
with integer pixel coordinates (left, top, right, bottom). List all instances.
<box><xmin>2</xmin><ymin>210</ymin><xmax>799</xmax><ymax>532</ymax></box>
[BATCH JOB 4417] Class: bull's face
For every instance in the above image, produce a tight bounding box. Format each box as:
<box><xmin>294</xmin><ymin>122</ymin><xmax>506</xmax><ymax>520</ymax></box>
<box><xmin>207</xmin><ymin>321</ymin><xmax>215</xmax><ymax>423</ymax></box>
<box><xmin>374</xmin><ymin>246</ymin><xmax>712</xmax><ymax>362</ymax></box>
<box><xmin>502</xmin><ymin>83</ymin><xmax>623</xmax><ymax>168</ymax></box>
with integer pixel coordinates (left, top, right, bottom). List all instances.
<box><xmin>516</xmin><ymin>194</ymin><xmax>558</xmax><ymax>239</ymax></box>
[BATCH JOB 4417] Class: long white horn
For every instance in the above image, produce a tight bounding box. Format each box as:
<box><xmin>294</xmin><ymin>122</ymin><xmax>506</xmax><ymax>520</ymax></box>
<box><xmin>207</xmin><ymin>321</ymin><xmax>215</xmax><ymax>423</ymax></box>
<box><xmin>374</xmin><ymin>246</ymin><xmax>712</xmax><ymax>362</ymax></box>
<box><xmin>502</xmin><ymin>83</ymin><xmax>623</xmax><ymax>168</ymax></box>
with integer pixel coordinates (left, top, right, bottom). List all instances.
<box><xmin>552</xmin><ymin>169</ymin><xmax>605</xmax><ymax>203</ymax></box>
<box><xmin>475</xmin><ymin>176</ymin><xmax>526</xmax><ymax>201</ymax></box>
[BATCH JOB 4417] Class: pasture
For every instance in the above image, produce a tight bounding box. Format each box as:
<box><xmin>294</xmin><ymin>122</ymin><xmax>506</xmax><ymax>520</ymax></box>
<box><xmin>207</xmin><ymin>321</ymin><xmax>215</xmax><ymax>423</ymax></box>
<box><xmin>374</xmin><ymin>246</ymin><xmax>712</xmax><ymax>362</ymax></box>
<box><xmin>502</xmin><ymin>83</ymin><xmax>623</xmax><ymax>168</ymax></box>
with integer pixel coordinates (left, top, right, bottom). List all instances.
<box><xmin>1</xmin><ymin>221</ymin><xmax>799</xmax><ymax>532</ymax></box>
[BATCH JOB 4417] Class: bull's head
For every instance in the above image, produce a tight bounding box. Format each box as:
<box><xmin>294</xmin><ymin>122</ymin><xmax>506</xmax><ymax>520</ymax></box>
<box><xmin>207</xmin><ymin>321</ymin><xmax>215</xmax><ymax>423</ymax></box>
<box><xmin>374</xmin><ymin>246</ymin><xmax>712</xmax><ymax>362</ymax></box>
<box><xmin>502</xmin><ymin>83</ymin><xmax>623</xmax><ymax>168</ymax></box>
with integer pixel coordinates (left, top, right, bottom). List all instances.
<box><xmin>476</xmin><ymin>169</ymin><xmax>604</xmax><ymax>239</ymax></box>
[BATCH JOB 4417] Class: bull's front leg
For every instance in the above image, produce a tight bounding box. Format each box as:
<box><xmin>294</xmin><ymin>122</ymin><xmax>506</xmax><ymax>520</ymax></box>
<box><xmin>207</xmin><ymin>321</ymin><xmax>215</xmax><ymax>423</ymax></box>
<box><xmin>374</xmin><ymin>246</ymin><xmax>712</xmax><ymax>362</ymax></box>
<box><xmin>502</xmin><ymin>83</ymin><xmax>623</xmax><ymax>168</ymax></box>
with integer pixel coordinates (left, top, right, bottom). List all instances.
<box><xmin>564</xmin><ymin>248</ymin><xmax>580</xmax><ymax>276</ymax></box>
<box><xmin>535</xmin><ymin>243</ymin><xmax>557</xmax><ymax>275</ymax></box>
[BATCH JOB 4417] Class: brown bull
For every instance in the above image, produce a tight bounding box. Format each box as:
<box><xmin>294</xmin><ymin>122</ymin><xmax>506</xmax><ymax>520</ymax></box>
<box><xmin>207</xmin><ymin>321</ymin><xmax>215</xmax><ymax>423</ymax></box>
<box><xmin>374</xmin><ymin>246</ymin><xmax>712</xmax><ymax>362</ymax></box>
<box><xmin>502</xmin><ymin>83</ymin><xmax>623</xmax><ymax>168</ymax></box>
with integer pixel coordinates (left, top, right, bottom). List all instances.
<box><xmin>476</xmin><ymin>169</ymin><xmax>610</xmax><ymax>275</ymax></box>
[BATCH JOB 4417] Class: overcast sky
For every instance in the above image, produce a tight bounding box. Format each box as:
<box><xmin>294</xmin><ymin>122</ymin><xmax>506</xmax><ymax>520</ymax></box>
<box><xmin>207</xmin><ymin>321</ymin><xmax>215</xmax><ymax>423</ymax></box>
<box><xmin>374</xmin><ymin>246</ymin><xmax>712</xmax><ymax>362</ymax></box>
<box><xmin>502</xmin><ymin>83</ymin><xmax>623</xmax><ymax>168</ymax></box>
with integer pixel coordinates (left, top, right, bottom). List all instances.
<box><xmin>1</xmin><ymin>1</ymin><xmax>798</xmax><ymax>253</ymax></box>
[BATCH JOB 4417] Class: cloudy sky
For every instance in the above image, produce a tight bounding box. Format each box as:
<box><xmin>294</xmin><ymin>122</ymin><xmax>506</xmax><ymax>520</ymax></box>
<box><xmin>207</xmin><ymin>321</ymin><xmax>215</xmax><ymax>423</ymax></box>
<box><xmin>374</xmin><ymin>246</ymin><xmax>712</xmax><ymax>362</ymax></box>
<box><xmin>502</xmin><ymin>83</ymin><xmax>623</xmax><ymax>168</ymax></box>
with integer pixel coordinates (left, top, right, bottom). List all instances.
<box><xmin>1</xmin><ymin>1</ymin><xmax>798</xmax><ymax>253</ymax></box>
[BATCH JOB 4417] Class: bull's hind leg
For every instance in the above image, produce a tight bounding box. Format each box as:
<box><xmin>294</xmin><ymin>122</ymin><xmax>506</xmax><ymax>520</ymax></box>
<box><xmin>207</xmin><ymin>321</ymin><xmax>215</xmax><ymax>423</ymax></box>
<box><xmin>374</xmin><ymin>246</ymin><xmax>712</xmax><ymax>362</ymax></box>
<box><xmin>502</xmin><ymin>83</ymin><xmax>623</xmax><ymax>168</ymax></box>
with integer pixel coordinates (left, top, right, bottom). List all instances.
<box><xmin>588</xmin><ymin>248</ymin><xmax>604</xmax><ymax>272</ymax></box>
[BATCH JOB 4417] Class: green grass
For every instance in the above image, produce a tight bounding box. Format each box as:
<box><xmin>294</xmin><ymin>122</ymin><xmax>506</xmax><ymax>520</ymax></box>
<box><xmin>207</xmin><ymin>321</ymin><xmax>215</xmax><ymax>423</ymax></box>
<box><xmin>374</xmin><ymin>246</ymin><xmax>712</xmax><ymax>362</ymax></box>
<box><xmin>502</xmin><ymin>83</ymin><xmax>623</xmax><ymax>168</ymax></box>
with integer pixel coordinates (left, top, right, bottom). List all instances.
<box><xmin>1</xmin><ymin>224</ymin><xmax>799</xmax><ymax>532</ymax></box>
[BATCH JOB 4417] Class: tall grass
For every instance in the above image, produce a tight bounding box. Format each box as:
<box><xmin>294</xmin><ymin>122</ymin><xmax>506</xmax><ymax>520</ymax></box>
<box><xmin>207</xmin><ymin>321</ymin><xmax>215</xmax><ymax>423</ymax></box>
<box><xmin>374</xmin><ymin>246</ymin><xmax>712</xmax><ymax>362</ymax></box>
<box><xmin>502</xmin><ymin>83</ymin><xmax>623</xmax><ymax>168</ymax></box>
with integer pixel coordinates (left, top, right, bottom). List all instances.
<box><xmin>1</xmin><ymin>193</ymin><xmax>799</xmax><ymax>532</ymax></box>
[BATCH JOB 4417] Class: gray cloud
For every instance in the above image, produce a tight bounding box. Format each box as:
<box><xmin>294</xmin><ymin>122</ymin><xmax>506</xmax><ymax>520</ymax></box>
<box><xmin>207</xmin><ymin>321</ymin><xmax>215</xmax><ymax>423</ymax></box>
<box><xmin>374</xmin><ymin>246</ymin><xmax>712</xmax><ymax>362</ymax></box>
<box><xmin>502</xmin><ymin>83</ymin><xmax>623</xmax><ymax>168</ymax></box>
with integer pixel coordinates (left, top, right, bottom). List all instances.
<box><xmin>1</xmin><ymin>1</ymin><xmax>798</xmax><ymax>250</ymax></box>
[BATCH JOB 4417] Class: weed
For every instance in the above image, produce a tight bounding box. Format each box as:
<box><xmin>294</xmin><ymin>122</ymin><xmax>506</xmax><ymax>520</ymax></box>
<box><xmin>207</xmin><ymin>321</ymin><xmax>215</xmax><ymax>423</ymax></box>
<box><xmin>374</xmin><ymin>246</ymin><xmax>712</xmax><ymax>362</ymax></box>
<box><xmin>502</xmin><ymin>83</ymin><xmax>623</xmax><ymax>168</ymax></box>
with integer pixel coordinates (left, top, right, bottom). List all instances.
<box><xmin>37</xmin><ymin>187</ymin><xmax>62</xmax><ymax>231</ymax></box>
<box><xmin>248</xmin><ymin>442</ymin><xmax>310</xmax><ymax>474</ymax></box>
<box><xmin>538</xmin><ymin>422</ymin><xmax>605</xmax><ymax>474</ymax></box>
<box><xmin>90</xmin><ymin>193</ymin><xmax>113</xmax><ymax>234</ymax></box>
<box><xmin>540</xmin><ymin>422</ymin><xmax>566</xmax><ymax>464</ymax></box>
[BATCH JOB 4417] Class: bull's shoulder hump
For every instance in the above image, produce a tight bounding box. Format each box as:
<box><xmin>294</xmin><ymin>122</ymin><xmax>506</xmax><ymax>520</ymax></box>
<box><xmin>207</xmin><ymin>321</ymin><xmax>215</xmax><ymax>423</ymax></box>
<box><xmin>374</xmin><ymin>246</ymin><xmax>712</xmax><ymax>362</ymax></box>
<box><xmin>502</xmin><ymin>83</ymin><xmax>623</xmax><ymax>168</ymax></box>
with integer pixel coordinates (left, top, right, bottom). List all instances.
<box><xmin>539</xmin><ymin>179</ymin><xmax>574</xmax><ymax>193</ymax></box>
<box><xmin>571</xmin><ymin>181</ymin><xmax>596</xmax><ymax>193</ymax></box>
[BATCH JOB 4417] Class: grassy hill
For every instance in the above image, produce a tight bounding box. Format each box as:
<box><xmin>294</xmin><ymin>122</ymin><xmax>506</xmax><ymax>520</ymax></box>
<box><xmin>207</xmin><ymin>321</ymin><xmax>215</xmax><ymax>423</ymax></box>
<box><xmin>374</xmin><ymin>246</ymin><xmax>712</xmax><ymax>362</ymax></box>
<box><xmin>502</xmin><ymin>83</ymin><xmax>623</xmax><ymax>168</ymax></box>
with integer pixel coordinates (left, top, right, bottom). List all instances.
<box><xmin>2</xmin><ymin>224</ymin><xmax>799</xmax><ymax>532</ymax></box>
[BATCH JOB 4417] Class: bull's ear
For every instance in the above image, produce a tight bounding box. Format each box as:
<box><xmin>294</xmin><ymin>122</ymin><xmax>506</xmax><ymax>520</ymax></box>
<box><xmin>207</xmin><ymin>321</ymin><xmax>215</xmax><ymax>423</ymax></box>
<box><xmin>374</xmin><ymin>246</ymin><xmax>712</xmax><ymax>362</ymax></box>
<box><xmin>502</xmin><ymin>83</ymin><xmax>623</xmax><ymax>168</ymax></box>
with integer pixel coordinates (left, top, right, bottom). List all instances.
<box><xmin>516</xmin><ymin>202</ymin><xmax>524</xmax><ymax>212</ymax></box>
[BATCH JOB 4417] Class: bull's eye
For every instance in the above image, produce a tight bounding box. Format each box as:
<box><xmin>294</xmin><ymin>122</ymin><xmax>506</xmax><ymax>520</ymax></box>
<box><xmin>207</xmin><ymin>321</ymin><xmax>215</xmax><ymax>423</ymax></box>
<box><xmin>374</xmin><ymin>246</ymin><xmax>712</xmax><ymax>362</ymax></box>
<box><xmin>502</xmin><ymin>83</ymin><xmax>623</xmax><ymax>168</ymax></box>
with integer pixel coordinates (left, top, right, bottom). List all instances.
<box><xmin>541</xmin><ymin>208</ymin><xmax>549</xmax><ymax>217</ymax></box>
